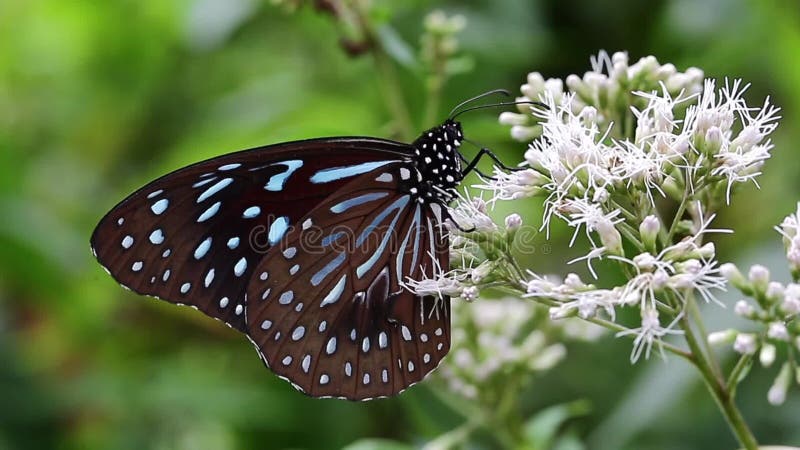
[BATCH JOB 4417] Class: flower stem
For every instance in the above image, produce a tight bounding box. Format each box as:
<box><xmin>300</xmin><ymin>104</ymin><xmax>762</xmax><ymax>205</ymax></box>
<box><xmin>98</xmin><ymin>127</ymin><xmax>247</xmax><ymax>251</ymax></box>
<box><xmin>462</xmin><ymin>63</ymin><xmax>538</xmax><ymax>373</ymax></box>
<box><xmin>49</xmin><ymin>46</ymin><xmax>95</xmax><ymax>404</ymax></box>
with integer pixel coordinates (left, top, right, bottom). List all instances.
<box><xmin>727</xmin><ymin>353</ymin><xmax>753</xmax><ymax>397</ymax></box>
<box><xmin>685</xmin><ymin>292</ymin><xmax>723</xmax><ymax>378</ymax></box>
<box><xmin>679</xmin><ymin>314</ymin><xmax>759</xmax><ymax>450</ymax></box>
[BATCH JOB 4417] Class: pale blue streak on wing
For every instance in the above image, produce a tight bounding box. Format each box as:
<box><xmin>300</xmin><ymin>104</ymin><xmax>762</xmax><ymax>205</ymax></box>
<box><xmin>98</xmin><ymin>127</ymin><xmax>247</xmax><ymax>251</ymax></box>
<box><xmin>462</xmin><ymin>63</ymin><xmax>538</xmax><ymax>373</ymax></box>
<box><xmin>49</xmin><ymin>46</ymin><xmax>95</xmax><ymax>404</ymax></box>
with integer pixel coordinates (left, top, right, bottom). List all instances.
<box><xmin>395</xmin><ymin>204</ymin><xmax>421</xmax><ymax>281</ymax></box>
<box><xmin>309</xmin><ymin>160</ymin><xmax>398</xmax><ymax>184</ymax></box>
<box><xmin>311</xmin><ymin>252</ymin><xmax>346</xmax><ymax>286</ymax></box>
<box><xmin>330</xmin><ymin>192</ymin><xmax>389</xmax><ymax>214</ymax></box>
<box><xmin>197</xmin><ymin>178</ymin><xmax>233</xmax><ymax>203</ymax></box>
<box><xmin>355</xmin><ymin>195</ymin><xmax>410</xmax><ymax>247</ymax></box>
<box><xmin>269</xmin><ymin>216</ymin><xmax>290</xmax><ymax>246</ymax></box>
<box><xmin>321</xmin><ymin>231</ymin><xmax>347</xmax><ymax>247</ymax></box>
<box><xmin>357</xmin><ymin>199</ymin><xmax>408</xmax><ymax>278</ymax></box>
<box><xmin>264</xmin><ymin>160</ymin><xmax>304</xmax><ymax>192</ymax></box>
<box><xmin>320</xmin><ymin>274</ymin><xmax>347</xmax><ymax>307</ymax></box>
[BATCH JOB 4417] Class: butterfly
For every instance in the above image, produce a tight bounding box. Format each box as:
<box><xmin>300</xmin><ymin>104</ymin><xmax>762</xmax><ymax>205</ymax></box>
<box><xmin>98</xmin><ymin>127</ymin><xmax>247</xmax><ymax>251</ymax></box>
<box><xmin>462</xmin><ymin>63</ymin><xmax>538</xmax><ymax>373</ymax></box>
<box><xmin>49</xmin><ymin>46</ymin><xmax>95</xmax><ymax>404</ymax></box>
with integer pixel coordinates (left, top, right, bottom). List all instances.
<box><xmin>91</xmin><ymin>91</ymin><xmax>523</xmax><ymax>400</ymax></box>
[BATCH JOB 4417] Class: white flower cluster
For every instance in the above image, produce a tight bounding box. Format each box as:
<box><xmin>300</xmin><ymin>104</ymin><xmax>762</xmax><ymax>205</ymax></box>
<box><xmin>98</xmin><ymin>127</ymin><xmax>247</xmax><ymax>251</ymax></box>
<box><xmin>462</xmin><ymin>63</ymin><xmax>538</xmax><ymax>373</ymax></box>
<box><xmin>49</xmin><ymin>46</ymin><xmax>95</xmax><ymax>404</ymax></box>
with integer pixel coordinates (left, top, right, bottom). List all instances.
<box><xmin>460</xmin><ymin>52</ymin><xmax>779</xmax><ymax>362</ymax></box>
<box><xmin>708</xmin><ymin>206</ymin><xmax>800</xmax><ymax>405</ymax></box>
<box><xmin>499</xmin><ymin>51</ymin><xmax>704</xmax><ymax>143</ymax></box>
<box><xmin>491</xmin><ymin>53</ymin><xmax>779</xmax><ymax>227</ymax></box>
<box><xmin>438</xmin><ymin>297</ymin><xmax>595</xmax><ymax>400</ymax></box>
<box><xmin>776</xmin><ymin>203</ymin><xmax>800</xmax><ymax>279</ymax></box>
<box><xmin>526</xmin><ymin>226</ymin><xmax>724</xmax><ymax>362</ymax></box>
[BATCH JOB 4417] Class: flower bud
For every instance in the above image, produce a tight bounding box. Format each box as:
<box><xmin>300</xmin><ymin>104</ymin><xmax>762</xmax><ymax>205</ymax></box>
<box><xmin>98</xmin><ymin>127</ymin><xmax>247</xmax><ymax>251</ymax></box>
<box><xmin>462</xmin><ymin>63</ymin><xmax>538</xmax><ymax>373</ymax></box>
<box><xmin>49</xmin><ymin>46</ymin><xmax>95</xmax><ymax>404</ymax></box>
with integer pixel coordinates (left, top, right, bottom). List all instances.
<box><xmin>721</xmin><ymin>263</ymin><xmax>749</xmax><ymax>292</ymax></box>
<box><xmin>564</xmin><ymin>273</ymin><xmax>585</xmax><ymax>289</ymax></box>
<box><xmin>592</xmin><ymin>187</ymin><xmax>609</xmax><ymax>203</ymax></box>
<box><xmin>760</xmin><ymin>343</ymin><xmax>776</xmax><ymax>368</ymax></box>
<box><xmin>549</xmin><ymin>306</ymin><xmax>572</xmax><ymax>320</ymax></box>
<box><xmin>698</xmin><ymin>242</ymin><xmax>716</xmax><ymax>259</ymax></box>
<box><xmin>639</xmin><ymin>215</ymin><xmax>660</xmax><ymax>252</ymax></box>
<box><xmin>510</xmin><ymin>125</ymin><xmax>539</xmax><ymax>142</ymax></box>
<box><xmin>734</xmin><ymin>300</ymin><xmax>755</xmax><ymax>318</ymax></box>
<box><xmin>768</xmin><ymin>322</ymin><xmax>790</xmax><ymax>341</ymax></box>
<box><xmin>504</xmin><ymin>213</ymin><xmax>522</xmax><ymax>231</ymax></box>
<box><xmin>596</xmin><ymin>220</ymin><xmax>623</xmax><ymax>256</ymax></box>
<box><xmin>708</xmin><ymin>329</ymin><xmax>736</xmax><ymax>346</ymax></box>
<box><xmin>461</xmin><ymin>286</ymin><xmax>479</xmax><ymax>302</ymax></box>
<box><xmin>768</xmin><ymin>362</ymin><xmax>792</xmax><ymax>406</ymax></box>
<box><xmin>499</xmin><ymin>112</ymin><xmax>529</xmax><ymax>126</ymax></box>
<box><xmin>633</xmin><ymin>253</ymin><xmax>657</xmax><ymax>272</ymax></box>
<box><xmin>704</xmin><ymin>126</ymin><xmax>723</xmax><ymax>154</ymax></box>
<box><xmin>748</xmin><ymin>264</ymin><xmax>770</xmax><ymax>289</ymax></box>
<box><xmin>733</xmin><ymin>333</ymin><xmax>757</xmax><ymax>355</ymax></box>
<box><xmin>766</xmin><ymin>282</ymin><xmax>785</xmax><ymax>302</ymax></box>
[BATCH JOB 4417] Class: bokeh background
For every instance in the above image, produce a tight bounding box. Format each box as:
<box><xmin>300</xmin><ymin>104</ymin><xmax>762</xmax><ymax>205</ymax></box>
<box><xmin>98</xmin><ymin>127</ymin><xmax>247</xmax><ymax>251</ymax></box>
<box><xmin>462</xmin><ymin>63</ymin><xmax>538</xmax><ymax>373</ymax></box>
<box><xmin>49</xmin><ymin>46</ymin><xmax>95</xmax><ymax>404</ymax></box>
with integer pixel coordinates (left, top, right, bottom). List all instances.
<box><xmin>2</xmin><ymin>0</ymin><xmax>800</xmax><ymax>449</ymax></box>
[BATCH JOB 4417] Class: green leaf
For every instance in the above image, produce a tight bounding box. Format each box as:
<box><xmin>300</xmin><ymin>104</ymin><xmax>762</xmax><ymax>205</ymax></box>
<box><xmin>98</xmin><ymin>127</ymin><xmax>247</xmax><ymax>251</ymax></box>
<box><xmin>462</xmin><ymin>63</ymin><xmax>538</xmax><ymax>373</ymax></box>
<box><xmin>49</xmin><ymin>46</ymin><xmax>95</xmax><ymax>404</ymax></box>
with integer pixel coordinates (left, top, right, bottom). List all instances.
<box><xmin>445</xmin><ymin>56</ymin><xmax>475</xmax><ymax>76</ymax></box>
<box><xmin>342</xmin><ymin>438</ymin><xmax>414</xmax><ymax>450</ymax></box>
<box><xmin>376</xmin><ymin>25</ymin><xmax>418</xmax><ymax>70</ymax></box>
<box><xmin>524</xmin><ymin>400</ymin><xmax>592</xmax><ymax>450</ymax></box>
<box><xmin>552</xmin><ymin>432</ymin><xmax>588</xmax><ymax>450</ymax></box>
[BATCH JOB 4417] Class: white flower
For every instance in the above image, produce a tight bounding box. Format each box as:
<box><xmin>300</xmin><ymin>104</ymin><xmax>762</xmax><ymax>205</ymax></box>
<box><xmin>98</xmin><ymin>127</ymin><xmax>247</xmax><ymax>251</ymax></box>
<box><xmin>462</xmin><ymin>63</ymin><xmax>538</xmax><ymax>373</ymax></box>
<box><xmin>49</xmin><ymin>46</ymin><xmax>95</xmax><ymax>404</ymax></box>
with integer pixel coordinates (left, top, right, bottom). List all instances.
<box><xmin>555</xmin><ymin>198</ymin><xmax>624</xmax><ymax>249</ymax></box>
<box><xmin>461</xmin><ymin>286</ymin><xmax>479</xmax><ymax>302</ymax></box>
<box><xmin>616</xmin><ymin>307</ymin><xmax>684</xmax><ymax>362</ymax></box>
<box><xmin>767</xmin><ymin>322</ymin><xmax>790</xmax><ymax>341</ymax></box>
<box><xmin>448</xmin><ymin>191</ymin><xmax>497</xmax><ymax>233</ymax></box>
<box><xmin>708</xmin><ymin>329</ymin><xmax>736</xmax><ymax>346</ymax></box>
<box><xmin>477</xmin><ymin>168</ymin><xmax>546</xmax><ymax>201</ymax></box>
<box><xmin>734</xmin><ymin>300</ymin><xmax>755</xmax><ymax>317</ymax></box>
<box><xmin>767</xmin><ymin>363</ymin><xmax>792</xmax><ymax>406</ymax></box>
<box><xmin>504</xmin><ymin>213</ymin><xmax>523</xmax><ymax>230</ymax></box>
<box><xmin>760</xmin><ymin>343</ymin><xmax>776</xmax><ymax>368</ymax></box>
<box><xmin>733</xmin><ymin>333</ymin><xmax>758</xmax><ymax>355</ymax></box>
<box><xmin>640</xmin><ymin>215</ymin><xmax>661</xmax><ymax>248</ymax></box>
<box><xmin>776</xmin><ymin>204</ymin><xmax>800</xmax><ymax>272</ymax></box>
<box><xmin>748</xmin><ymin>264</ymin><xmax>770</xmax><ymax>288</ymax></box>
<box><xmin>682</xmin><ymin>79</ymin><xmax>781</xmax><ymax>204</ymax></box>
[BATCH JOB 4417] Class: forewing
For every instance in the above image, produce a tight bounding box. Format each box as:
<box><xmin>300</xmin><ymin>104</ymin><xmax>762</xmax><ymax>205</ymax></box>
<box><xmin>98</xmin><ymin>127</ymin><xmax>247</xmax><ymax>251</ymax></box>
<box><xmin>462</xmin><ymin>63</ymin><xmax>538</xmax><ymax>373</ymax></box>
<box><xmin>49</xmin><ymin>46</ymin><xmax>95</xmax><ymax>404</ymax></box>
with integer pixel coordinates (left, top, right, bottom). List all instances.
<box><xmin>91</xmin><ymin>138</ymin><xmax>408</xmax><ymax>332</ymax></box>
<box><xmin>246</xmin><ymin>162</ymin><xmax>451</xmax><ymax>400</ymax></box>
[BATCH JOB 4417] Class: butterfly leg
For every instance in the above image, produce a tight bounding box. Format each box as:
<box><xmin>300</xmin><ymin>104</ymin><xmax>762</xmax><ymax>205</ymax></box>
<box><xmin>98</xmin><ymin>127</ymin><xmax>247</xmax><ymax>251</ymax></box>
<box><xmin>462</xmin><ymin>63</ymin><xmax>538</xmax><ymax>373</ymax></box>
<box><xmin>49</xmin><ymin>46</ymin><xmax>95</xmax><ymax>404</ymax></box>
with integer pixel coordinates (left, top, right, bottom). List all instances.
<box><xmin>461</xmin><ymin>147</ymin><xmax>522</xmax><ymax>177</ymax></box>
<box><xmin>441</xmin><ymin>204</ymin><xmax>476</xmax><ymax>233</ymax></box>
<box><xmin>458</xmin><ymin>154</ymin><xmax>497</xmax><ymax>180</ymax></box>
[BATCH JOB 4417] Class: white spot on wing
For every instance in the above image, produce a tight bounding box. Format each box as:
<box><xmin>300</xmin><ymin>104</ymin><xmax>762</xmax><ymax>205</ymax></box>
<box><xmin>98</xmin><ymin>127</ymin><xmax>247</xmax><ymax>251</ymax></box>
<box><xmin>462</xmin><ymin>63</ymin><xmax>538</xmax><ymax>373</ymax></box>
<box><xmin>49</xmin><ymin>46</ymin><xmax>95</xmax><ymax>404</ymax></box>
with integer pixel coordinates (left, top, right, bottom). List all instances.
<box><xmin>121</xmin><ymin>235</ymin><xmax>134</xmax><ymax>249</ymax></box>
<box><xmin>151</xmin><ymin>198</ymin><xmax>169</xmax><ymax>215</ymax></box>
<box><xmin>326</xmin><ymin>337</ymin><xmax>337</xmax><ymax>354</ymax></box>
<box><xmin>242</xmin><ymin>206</ymin><xmax>261</xmax><ymax>218</ymax></box>
<box><xmin>149</xmin><ymin>229</ymin><xmax>165</xmax><ymax>245</ymax></box>
<box><xmin>234</xmin><ymin>257</ymin><xmax>247</xmax><ymax>276</ymax></box>
<box><xmin>194</xmin><ymin>237</ymin><xmax>212</xmax><ymax>259</ymax></box>
<box><xmin>197</xmin><ymin>201</ymin><xmax>221</xmax><ymax>222</ymax></box>
<box><xmin>197</xmin><ymin>177</ymin><xmax>233</xmax><ymax>203</ymax></box>
<box><xmin>204</xmin><ymin>268</ymin><xmax>215</xmax><ymax>287</ymax></box>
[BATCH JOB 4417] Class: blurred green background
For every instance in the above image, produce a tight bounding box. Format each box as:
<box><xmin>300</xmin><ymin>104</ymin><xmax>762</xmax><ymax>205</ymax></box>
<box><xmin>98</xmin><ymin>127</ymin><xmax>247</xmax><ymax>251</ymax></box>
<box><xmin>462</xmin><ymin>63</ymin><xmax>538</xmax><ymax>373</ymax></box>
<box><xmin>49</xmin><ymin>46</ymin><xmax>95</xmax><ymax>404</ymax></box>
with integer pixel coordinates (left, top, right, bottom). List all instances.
<box><xmin>2</xmin><ymin>0</ymin><xmax>800</xmax><ymax>449</ymax></box>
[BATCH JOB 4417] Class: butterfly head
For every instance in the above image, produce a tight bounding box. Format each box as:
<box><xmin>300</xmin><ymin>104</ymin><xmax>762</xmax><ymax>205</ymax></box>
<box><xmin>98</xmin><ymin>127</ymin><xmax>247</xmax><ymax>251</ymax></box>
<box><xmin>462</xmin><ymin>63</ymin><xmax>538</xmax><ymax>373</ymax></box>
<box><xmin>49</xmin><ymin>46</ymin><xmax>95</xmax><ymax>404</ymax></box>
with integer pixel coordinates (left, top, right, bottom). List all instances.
<box><xmin>410</xmin><ymin>119</ymin><xmax>464</xmax><ymax>202</ymax></box>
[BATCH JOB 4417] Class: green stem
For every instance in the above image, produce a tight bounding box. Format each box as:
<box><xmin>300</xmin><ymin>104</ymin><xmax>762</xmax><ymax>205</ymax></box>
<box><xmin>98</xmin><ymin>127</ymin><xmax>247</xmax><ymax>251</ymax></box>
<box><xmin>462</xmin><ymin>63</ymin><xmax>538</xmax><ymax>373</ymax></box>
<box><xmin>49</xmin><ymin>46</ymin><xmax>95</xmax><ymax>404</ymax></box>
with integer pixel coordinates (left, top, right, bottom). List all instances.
<box><xmin>680</xmin><ymin>314</ymin><xmax>759</xmax><ymax>450</ymax></box>
<box><xmin>726</xmin><ymin>353</ymin><xmax>753</xmax><ymax>398</ymax></box>
<box><xmin>617</xmin><ymin>222</ymin><xmax>645</xmax><ymax>251</ymax></box>
<box><xmin>686</xmin><ymin>291</ymin><xmax>723</xmax><ymax>379</ymax></box>
<box><xmin>347</xmin><ymin>2</ymin><xmax>415</xmax><ymax>140</ymax></box>
<box><xmin>371</xmin><ymin>44</ymin><xmax>415</xmax><ymax>140</ymax></box>
<box><xmin>666</xmin><ymin>194</ymin><xmax>689</xmax><ymax>245</ymax></box>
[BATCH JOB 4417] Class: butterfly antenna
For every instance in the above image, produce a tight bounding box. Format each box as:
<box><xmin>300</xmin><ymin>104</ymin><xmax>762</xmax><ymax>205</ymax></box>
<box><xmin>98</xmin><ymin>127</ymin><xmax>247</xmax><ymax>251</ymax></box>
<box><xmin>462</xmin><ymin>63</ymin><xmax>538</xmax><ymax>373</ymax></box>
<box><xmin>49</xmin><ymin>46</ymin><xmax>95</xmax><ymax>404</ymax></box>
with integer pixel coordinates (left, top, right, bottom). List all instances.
<box><xmin>450</xmin><ymin>100</ymin><xmax>546</xmax><ymax>120</ymax></box>
<box><xmin>448</xmin><ymin>89</ymin><xmax>511</xmax><ymax>119</ymax></box>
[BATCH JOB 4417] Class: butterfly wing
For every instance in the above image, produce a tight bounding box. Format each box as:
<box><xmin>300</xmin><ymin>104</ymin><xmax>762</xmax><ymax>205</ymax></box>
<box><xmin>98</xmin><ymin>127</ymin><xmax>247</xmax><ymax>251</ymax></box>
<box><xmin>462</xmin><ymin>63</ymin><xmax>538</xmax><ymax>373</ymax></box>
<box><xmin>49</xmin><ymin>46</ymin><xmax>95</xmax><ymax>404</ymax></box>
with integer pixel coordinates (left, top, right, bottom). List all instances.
<box><xmin>91</xmin><ymin>138</ymin><xmax>410</xmax><ymax>332</ymax></box>
<box><xmin>246</xmin><ymin>161</ymin><xmax>451</xmax><ymax>400</ymax></box>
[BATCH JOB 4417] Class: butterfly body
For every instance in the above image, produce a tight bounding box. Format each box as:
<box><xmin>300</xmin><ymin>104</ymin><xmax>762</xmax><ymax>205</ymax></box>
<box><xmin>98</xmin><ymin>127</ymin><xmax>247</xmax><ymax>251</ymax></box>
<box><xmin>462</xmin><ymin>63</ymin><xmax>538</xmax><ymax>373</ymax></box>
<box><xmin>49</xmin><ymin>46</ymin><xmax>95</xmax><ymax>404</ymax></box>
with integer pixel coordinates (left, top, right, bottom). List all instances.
<box><xmin>91</xmin><ymin>118</ymin><xmax>471</xmax><ymax>400</ymax></box>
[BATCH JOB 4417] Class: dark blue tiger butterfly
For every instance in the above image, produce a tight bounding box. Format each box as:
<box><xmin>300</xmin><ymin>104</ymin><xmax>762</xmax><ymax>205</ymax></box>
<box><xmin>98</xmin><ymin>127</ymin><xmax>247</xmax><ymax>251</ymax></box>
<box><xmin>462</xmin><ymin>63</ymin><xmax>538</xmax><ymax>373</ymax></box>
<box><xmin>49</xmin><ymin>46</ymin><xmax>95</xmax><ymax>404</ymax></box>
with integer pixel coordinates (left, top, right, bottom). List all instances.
<box><xmin>91</xmin><ymin>91</ymin><xmax>524</xmax><ymax>400</ymax></box>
